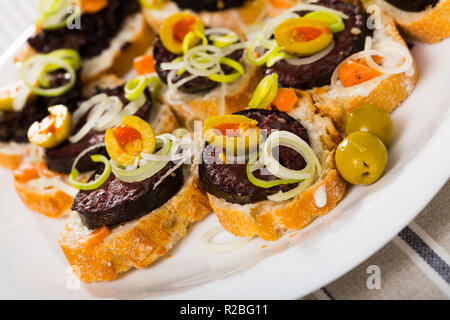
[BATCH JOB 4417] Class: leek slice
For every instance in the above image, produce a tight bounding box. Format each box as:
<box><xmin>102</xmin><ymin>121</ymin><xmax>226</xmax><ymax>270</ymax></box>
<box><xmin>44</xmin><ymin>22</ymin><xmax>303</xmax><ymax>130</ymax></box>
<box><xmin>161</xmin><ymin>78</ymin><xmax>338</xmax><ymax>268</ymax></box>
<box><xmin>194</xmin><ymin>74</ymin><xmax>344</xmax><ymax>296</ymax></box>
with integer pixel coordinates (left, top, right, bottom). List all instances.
<box><xmin>69</xmin><ymin>155</ymin><xmax>112</xmax><ymax>191</ymax></box>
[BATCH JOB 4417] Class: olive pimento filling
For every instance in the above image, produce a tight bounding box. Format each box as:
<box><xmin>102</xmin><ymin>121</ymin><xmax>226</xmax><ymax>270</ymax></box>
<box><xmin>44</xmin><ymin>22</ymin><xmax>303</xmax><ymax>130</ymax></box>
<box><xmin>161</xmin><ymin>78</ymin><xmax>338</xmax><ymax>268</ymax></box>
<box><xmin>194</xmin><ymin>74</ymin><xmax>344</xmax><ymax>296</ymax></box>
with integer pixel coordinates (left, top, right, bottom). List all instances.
<box><xmin>262</xmin><ymin>0</ymin><xmax>372</xmax><ymax>89</ymax></box>
<box><xmin>71</xmin><ymin>115</ymin><xmax>187</xmax><ymax>229</ymax></box>
<box><xmin>0</xmin><ymin>69</ymin><xmax>83</xmax><ymax>143</ymax></box>
<box><xmin>385</xmin><ymin>0</ymin><xmax>439</xmax><ymax>12</ymax></box>
<box><xmin>28</xmin><ymin>0</ymin><xmax>141</xmax><ymax>59</ymax></box>
<box><xmin>174</xmin><ymin>0</ymin><xmax>246</xmax><ymax>12</ymax></box>
<box><xmin>44</xmin><ymin>85</ymin><xmax>152</xmax><ymax>174</ymax></box>
<box><xmin>199</xmin><ymin>109</ymin><xmax>311</xmax><ymax>205</ymax></box>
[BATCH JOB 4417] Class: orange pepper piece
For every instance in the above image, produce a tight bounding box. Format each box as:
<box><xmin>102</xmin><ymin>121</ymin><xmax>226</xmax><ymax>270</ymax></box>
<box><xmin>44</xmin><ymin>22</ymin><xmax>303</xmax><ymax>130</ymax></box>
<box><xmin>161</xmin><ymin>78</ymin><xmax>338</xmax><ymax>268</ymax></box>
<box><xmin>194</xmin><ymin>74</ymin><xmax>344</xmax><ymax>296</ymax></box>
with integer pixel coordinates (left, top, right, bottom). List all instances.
<box><xmin>271</xmin><ymin>88</ymin><xmax>299</xmax><ymax>112</ymax></box>
<box><xmin>77</xmin><ymin>227</ymin><xmax>111</xmax><ymax>248</ymax></box>
<box><xmin>294</xmin><ymin>26</ymin><xmax>324</xmax><ymax>42</ymax></box>
<box><xmin>13</xmin><ymin>163</ymin><xmax>40</xmax><ymax>183</ymax></box>
<box><xmin>80</xmin><ymin>0</ymin><xmax>108</xmax><ymax>14</ymax></box>
<box><xmin>173</xmin><ymin>15</ymin><xmax>197</xmax><ymax>43</ymax></box>
<box><xmin>133</xmin><ymin>55</ymin><xmax>155</xmax><ymax>75</ymax></box>
<box><xmin>214</xmin><ymin>123</ymin><xmax>241</xmax><ymax>136</ymax></box>
<box><xmin>113</xmin><ymin>124</ymin><xmax>142</xmax><ymax>149</ymax></box>
<box><xmin>270</xmin><ymin>0</ymin><xmax>295</xmax><ymax>9</ymax></box>
<box><xmin>338</xmin><ymin>59</ymin><xmax>382</xmax><ymax>87</ymax></box>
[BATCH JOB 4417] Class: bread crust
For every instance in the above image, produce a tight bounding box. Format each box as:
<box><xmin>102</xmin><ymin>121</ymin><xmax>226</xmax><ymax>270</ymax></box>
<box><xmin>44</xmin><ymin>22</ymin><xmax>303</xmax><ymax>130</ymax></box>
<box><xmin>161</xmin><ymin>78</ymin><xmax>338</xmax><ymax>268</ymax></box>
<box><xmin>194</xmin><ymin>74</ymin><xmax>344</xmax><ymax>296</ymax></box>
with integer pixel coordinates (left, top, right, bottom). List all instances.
<box><xmin>0</xmin><ymin>144</ymin><xmax>26</xmax><ymax>170</ymax></box>
<box><xmin>59</xmin><ymin>168</ymin><xmax>212</xmax><ymax>283</ymax></box>
<box><xmin>210</xmin><ymin>168</ymin><xmax>346</xmax><ymax>241</ymax></box>
<box><xmin>14</xmin><ymin>179</ymin><xmax>73</xmax><ymax>218</ymax></box>
<box><xmin>311</xmin><ymin>13</ymin><xmax>418</xmax><ymax>130</ymax></box>
<box><xmin>81</xmin><ymin>13</ymin><xmax>154</xmax><ymax>81</ymax></box>
<box><xmin>204</xmin><ymin>90</ymin><xmax>346</xmax><ymax>241</ymax></box>
<box><xmin>142</xmin><ymin>0</ymin><xmax>268</xmax><ymax>36</ymax></box>
<box><xmin>363</xmin><ymin>0</ymin><xmax>450</xmax><ymax>44</ymax></box>
<box><xmin>162</xmin><ymin>62</ymin><xmax>262</xmax><ymax>129</ymax></box>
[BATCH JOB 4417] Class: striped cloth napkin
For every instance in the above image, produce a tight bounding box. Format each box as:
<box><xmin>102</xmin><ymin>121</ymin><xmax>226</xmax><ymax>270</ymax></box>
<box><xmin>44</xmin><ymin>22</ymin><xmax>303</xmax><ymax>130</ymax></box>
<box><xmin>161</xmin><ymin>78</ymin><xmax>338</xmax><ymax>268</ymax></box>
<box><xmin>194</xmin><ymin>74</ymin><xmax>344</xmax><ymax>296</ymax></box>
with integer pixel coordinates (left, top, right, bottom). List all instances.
<box><xmin>303</xmin><ymin>179</ymin><xmax>450</xmax><ymax>300</ymax></box>
<box><xmin>1</xmin><ymin>0</ymin><xmax>449</xmax><ymax>301</ymax></box>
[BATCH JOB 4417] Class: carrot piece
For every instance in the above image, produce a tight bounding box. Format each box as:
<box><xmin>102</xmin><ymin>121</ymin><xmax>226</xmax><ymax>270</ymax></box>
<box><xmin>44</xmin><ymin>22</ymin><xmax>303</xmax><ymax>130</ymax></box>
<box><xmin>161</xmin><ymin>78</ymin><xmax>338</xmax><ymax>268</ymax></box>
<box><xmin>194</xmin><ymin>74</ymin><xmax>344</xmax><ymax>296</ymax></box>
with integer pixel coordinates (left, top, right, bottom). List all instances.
<box><xmin>113</xmin><ymin>124</ymin><xmax>142</xmax><ymax>148</ymax></box>
<box><xmin>271</xmin><ymin>88</ymin><xmax>299</xmax><ymax>112</ymax></box>
<box><xmin>77</xmin><ymin>227</ymin><xmax>111</xmax><ymax>248</ymax></box>
<box><xmin>133</xmin><ymin>55</ymin><xmax>155</xmax><ymax>75</ymax></box>
<box><xmin>80</xmin><ymin>0</ymin><xmax>108</xmax><ymax>14</ymax></box>
<box><xmin>269</xmin><ymin>0</ymin><xmax>295</xmax><ymax>9</ymax></box>
<box><xmin>13</xmin><ymin>164</ymin><xmax>39</xmax><ymax>183</ymax></box>
<box><xmin>338</xmin><ymin>59</ymin><xmax>382</xmax><ymax>87</ymax></box>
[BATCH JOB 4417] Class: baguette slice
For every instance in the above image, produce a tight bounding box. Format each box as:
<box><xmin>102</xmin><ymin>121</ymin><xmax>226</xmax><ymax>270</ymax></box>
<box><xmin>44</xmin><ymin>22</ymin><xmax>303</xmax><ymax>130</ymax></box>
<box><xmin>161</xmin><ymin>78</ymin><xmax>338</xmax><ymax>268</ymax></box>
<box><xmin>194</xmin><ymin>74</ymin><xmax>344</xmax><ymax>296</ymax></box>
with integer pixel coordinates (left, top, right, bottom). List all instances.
<box><xmin>142</xmin><ymin>0</ymin><xmax>268</xmax><ymax>36</ymax></box>
<box><xmin>13</xmin><ymin>75</ymin><xmax>180</xmax><ymax>219</ymax></box>
<box><xmin>162</xmin><ymin>60</ymin><xmax>262</xmax><ymax>129</ymax></box>
<box><xmin>17</xmin><ymin>13</ymin><xmax>153</xmax><ymax>82</ymax></box>
<box><xmin>363</xmin><ymin>0</ymin><xmax>450</xmax><ymax>44</ymax></box>
<box><xmin>59</xmin><ymin>165</ymin><xmax>212</xmax><ymax>283</ymax></box>
<box><xmin>208</xmin><ymin>90</ymin><xmax>346</xmax><ymax>241</ymax></box>
<box><xmin>0</xmin><ymin>143</ymin><xmax>29</xmax><ymax>170</ymax></box>
<box><xmin>14</xmin><ymin>177</ymin><xmax>75</xmax><ymax>219</ymax></box>
<box><xmin>311</xmin><ymin>13</ymin><xmax>418</xmax><ymax>130</ymax></box>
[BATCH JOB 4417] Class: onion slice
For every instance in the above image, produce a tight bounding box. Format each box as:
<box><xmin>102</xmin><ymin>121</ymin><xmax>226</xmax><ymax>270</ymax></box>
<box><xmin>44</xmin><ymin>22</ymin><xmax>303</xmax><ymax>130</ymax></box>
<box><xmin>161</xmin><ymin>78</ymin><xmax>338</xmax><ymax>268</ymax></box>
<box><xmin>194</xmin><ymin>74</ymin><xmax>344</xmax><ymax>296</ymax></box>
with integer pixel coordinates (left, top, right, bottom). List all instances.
<box><xmin>69</xmin><ymin>97</ymin><xmax>107</xmax><ymax>143</ymax></box>
<box><xmin>285</xmin><ymin>40</ymin><xmax>335</xmax><ymax>65</ymax></box>
<box><xmin>28</xmin><ymin>177</ymin><xmax>78</xmax><ymax>198</ymax></box>
<box><xmin>261</xmin><ymin>131</ymin><xmax>320</xmax><ymax>181</ymax></box>
<box><xmin>72</xmin><ymin>93</ymin><xmax>108</xmax><ymax>127</ymax></box>
<box><xmin>93</xmin><ymin>96</ymin><xmax>123</xmax><ymax>131</ymax></box>
<box><xmin>330</xmin><ymin>41</ymin><xmax>412</xmax><ymax>89</ymax></box>
<box><xmin>110</xmin><ymin>137</ymin><xmax>172</xmax><ymax>183</ymax></box>
<box><xmin>200</xmin><ymin>227</ymin><xmax>252</xmax><ymax>254</ymax></box>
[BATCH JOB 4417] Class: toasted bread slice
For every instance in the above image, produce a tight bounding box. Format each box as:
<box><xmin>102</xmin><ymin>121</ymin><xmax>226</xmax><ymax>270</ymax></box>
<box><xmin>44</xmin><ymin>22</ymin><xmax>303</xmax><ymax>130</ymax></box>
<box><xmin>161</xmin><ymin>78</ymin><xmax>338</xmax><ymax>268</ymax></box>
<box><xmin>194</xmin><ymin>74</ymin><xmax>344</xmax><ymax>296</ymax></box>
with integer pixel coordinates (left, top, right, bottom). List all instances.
<box><xmin>59</xmin><ymin>165</ymin><xmax>212</xmax><ymax>283</ymax></box>
<box><xmin>311</xmin><ymin>13</ymin><xmax>418</xmax><ymax>130</ymax></box>
<box><xmin>142</xmin><ymin>0</ymin><xmax>268</xmax><ymax>36</ymax></box>
<box><xmin>207</xmin><ymin>90</ymin><xmax>346</xmax><ymax>241</ymax></box>
<box><xmin>81</xmin><ymin>13</ymin><xmax>154</xmax><ymax>81</ymax></box>
<box><xmin>0</xmin><ymin>143</ymin><xmax>29</xmax><ymax>170</ymax></box>
<box><xmin>363</xmin><ymin>0</ymin><xmax>450</xmax><ymax>44</ymax></box>
<box><xmin>14</xmin><ymin>176</ymin><xmax>75</xmax><ymax>219</ymax></box>
<box><xmin>12</xmin><ymin>75</ymin><xmax>180</xmax><ymax>219</ymax></box>
<box><xmin>161</xmin><ymin>61</ymin><xmax>262</xmax><ymax>130</ymax></box>
<box><xmin>16</xmin><ymin>13</ymin><xmax>153</xmax><ymax>82</ymax></box>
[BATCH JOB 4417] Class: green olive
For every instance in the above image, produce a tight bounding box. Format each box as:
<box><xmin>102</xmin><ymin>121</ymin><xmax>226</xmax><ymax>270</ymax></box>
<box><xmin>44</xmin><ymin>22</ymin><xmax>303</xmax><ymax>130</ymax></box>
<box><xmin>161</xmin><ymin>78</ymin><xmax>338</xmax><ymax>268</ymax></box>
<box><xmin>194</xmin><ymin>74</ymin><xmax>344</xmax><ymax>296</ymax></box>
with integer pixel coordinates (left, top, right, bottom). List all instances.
<box><xmin>345</xmin><ymin>105</ymin><xmax>393</xmax><ymax>146</ymax></box>
<box><xmin>335</xmin><ymin>131</ymin><xmax>388</xmax><ymax>185</ymax></box>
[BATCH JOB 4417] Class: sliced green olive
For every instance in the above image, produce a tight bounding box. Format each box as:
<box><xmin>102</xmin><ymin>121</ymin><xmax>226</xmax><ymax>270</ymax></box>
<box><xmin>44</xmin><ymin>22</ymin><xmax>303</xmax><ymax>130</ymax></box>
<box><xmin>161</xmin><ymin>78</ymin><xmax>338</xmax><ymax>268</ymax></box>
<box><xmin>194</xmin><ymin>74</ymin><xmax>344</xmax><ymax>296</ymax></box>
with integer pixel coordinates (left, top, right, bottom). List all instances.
<box><xmin>28</xmin><ymin>104</ymin><xmax>72</xmax><ymax>149</ymax></box>
<box><xmin>274</xmin><ymin>17</ymin><xmax>333</xmax><ymax>57</ymax></box>
<box><xmin>335</xmin><ymin>131</ymin><xmax>388</xmax><ymax>185</ymax></box>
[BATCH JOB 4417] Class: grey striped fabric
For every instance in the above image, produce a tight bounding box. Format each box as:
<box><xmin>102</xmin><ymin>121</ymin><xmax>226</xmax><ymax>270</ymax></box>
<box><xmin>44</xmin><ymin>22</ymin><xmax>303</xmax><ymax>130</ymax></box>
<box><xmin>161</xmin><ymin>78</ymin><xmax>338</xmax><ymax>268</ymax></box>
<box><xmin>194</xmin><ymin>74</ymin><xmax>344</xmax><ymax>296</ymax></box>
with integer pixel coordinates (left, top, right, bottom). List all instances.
<box><xmin>399</xmin><ymin>227</ymin><xmax>450</xmax><ymax>284</ymax></box>
<box><xmin>1</xmin><ymin>0</ymin><xmax>449</xmax><ymax>300</ymax></box>
<box><xmin>304</xmin><ymin>179</ymin><xmax>450</xmax><ymax>300</ymax></box>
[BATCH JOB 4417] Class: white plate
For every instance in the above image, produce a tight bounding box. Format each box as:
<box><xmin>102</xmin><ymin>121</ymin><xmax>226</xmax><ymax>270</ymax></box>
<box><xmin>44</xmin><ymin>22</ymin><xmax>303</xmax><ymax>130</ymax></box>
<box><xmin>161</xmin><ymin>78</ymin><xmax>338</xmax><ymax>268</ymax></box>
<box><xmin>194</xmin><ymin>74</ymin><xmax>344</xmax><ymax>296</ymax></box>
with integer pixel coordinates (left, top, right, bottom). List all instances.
<box><xmin>0</xmin><ymin>28</ymin><xmax>449</xmax><ymax>299</ymax></box>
